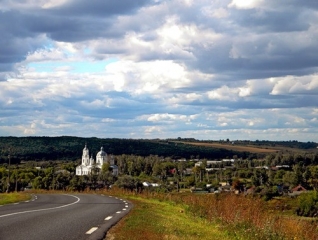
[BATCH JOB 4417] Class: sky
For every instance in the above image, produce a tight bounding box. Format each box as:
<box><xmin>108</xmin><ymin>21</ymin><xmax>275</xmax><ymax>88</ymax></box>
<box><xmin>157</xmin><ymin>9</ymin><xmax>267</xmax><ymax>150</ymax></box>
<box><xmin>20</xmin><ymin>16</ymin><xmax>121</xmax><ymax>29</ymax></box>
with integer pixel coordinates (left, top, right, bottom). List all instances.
<box><xmin>0</xmin><ymin>0</ymin><xmax>318</xmax><ymax>142</ymax></box>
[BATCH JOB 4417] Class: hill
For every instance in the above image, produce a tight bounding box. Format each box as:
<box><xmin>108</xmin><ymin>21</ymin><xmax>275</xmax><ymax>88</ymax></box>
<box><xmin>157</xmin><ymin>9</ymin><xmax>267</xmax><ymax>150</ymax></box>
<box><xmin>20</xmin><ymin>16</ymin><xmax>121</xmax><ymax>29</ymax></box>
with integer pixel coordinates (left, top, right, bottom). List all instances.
<box><xmin>0</xmin><ymin>136</ymin><xmax>247</xmax><ymax>163</ymax></box>
<box><xmin>0</xmin><ymin>137</ymin><xmax>316</xmax><ymax>164</ymax></box>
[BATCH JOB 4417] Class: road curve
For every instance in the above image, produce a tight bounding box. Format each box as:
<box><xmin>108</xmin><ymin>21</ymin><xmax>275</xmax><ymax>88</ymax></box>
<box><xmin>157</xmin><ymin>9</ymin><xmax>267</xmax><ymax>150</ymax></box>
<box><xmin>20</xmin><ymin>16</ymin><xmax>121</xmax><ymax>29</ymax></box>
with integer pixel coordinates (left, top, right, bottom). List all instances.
<box><xmin>0</xmin><ymin>193</ymin><xmax>131</xmax><ymax>240</ymax></box>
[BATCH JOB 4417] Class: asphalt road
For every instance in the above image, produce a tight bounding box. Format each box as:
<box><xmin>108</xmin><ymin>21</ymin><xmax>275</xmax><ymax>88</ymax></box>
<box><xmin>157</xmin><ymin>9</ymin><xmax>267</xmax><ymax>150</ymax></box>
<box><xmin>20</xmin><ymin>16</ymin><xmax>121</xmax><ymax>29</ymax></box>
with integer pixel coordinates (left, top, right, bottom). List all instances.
<box><xmin>0</xmin><ymin>193</ymin><xmax>131</xmax><ymax>240</ymax></box>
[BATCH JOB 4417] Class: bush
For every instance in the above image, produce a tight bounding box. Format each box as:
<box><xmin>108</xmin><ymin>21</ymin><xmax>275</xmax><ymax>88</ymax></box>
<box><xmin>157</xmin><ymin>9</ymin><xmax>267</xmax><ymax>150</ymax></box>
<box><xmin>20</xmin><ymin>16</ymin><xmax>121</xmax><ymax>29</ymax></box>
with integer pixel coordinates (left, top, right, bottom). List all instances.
<box><xmin>260</xmin><ymin>186</ymin><xmax>280</xmax><ymax>201</ymax></box>
<box><xmin>296</xmin><ymin>190</ymin><xmax>318</xmax><ymax>217</ymax></box>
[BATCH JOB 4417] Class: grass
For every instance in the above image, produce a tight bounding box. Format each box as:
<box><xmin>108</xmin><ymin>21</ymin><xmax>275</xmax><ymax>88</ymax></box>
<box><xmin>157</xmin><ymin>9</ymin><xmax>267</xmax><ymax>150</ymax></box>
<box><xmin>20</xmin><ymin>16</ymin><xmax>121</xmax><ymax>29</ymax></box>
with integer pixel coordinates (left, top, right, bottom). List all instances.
<box><xmin>0</xmin><ymin>192</ymin><xmax>31</xmax><ymax>205</ymax></box>
<box><xmin>104</xmin><ymin>189</ymin><xmax>318</xmax><ymax>240</ymax></box>
<box><xmin>105</xmin><ymin>196</ymin><xmax>232</xmax><ymax>240</ymax></box>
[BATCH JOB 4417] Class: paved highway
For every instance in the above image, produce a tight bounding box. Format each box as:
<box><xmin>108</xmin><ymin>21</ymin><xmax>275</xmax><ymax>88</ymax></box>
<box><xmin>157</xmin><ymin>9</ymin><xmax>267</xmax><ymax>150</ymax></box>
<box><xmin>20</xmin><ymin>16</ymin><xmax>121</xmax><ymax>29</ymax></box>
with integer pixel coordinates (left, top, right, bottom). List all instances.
<box><xmin>0</xmin><ymin>193</ymin><xmax>131</xmax><ymax>240</ymax></box>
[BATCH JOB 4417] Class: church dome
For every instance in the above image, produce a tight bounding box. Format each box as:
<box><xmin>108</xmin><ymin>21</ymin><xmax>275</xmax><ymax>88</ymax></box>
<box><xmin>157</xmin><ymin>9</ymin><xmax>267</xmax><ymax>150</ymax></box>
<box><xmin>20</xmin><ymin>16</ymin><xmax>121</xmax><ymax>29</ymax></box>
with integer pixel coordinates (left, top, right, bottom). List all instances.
<box><xmin>97</xmin><ymin>147</ymin><xmax>106</xmax><ymax>157</ymax></box>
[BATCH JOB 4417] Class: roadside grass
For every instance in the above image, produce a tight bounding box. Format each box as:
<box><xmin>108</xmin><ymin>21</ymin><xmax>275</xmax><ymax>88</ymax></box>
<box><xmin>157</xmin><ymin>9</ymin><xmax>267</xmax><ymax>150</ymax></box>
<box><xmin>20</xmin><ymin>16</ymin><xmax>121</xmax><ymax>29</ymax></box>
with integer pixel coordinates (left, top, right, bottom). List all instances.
<box><xmin>0</xmin><ymin>192</ymin><xmax>31</xmax><ymax>205</ymax></box>
<box><xmin>106</xmin><ymin>196</ymin><xmax>231</xmax><ymax>240</ymax></box>
<box><xmin>105</xmin><ymin>189</ymin><xmax>318</xmax><ymax>240</ymax></box>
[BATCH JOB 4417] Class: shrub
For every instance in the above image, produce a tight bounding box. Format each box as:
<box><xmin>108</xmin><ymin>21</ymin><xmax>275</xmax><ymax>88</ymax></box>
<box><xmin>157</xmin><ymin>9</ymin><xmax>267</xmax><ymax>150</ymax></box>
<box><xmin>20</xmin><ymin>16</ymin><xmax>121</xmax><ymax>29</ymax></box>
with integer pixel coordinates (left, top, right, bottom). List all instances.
<box><xmin>260</xmin><ymin>186</ymin><xmax>279</xmax><ymax>201</ymax></box>
<box><xmin>296</xmin><ymin>190</ymin><xmax>318</xmax><ymax>217</ymax></box>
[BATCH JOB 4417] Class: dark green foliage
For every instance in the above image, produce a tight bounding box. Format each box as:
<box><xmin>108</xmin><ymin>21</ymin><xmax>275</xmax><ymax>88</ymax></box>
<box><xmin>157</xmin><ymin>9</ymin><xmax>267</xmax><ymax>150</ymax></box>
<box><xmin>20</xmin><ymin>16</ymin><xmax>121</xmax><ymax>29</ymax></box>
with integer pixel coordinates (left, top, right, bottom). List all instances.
<box><xmin>260</xmin><ymin>186</ymin><xmax>279</xmax><ymax>201</ymax></box>
<box><xmin>230</xmin><ymin>139</ymin><xmax>317</xmax><ymax>149</ymax></box>
<box><xmin>115</xmin><ymin>175</ymin><xmax>143</xmax><ymax>192</ymax></box>
<box><xmin>0</xmin><ymin>136</ymin><xmax>244</xmax><ymax>162</ymax></box>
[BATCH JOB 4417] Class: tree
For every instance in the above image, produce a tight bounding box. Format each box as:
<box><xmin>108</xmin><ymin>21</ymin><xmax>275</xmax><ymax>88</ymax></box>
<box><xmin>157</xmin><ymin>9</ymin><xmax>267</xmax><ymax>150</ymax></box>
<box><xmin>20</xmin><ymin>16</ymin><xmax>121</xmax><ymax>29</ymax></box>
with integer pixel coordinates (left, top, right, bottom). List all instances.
<box><xmin>251</xmin><ymin>169</ymin><xmax>268</xmax><ymax>186</ymax></box>
<box><xmin>127</xmin><ymin>160</ymin><xmax>134</xmax><ymax>176</ymax></box>
<box><xmin>177</xmin><ymin>161</ymin><xmax>185</xmax><ymax>182</ymax></box>
<box><xmin>293</xmin><ymin>164</ymin><xmax>304</xmax><ymax>185</ymax></box>
<box><xmin>101</xmin><ymin>162</ymin><xmax>110</xmax><ymax>173</ymax></box>
<box><xmin>192</xmin><ymin>166</ymin><xmax>201</xmax><ymax>183</ymax></box>
<box><xmin>283</xmin><ymin>171</ymin><xmax>297</xmax><ymax>187</ymax></box>
<box><xmin>309</xmin><ymin>166</ymin><xmax>318</xmax><ymax>189</ymax></box>
<box><xmin>152</xmin><ymin>161</ymin><xmax>161</xmax><ymax>177</ymax></box>
<box><xmin>115</xmin><ymin>175</ymin><xmax>142</xmax><ymax>192</ymax></box>
<box><xmin>32</xmin><ymin>176</ymin><xmax>44</xmax><ymax>189</ymax></box>
<box><xmin>68</xmin><ymin>175</ymin><xmax>85</xmax><ymax>191</ymax></box>
<box><xmin>273</xmin><ymin>170</ymin><xmax>285</xmax><ymax>185</ymax></box>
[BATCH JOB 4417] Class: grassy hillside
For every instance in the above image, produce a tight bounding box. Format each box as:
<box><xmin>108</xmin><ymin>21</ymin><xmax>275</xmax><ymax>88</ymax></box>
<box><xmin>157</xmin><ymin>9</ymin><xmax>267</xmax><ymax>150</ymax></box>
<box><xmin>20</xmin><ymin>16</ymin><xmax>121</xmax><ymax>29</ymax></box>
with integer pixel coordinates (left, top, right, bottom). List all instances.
<box><xmin>177</xmin><ymin>141</ymin><xmax>318</xmax><ymax>154</ymax></box>
<box><xmin>178</xmin><ymin>141</ymin><xmax>278</xmax><ymax>153</ymax></box>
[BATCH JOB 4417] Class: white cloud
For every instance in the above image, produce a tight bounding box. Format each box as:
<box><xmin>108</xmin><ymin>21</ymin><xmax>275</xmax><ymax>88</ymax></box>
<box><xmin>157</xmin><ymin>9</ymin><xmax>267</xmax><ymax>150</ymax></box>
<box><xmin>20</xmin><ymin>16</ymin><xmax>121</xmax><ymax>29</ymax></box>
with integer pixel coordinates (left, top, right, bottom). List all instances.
<box><xmin>228</xmin><ymin>0</ymin><xmax>264</xmax><ymax>9</ymax></box>
<box><xmin>270</xmin><ymin>75</ymin><xmax>318</xmax><ymax>95</ymax></box>
<box><xmin>42</xmin><ymin>0</ymin><xmax>69</xmax><ymax>9</ymax></box>
<box><xmin>0</xmin><ymin>0</ymin><xmax>318</xmax><ymax>141</ymax></box>
<box><xmin>141</xmin><ymin>113</ymin><xmax>196</xmax><ymax>123</ymax></box>
<box><xmin>104</xmin><ymin>60</ymin><xmax>191</xmax><ymax>94</ymax></box>
<box><xmin>207</xmin><ymin>86</ymin><xmax>238</xmax><ymax>101</ymax></box>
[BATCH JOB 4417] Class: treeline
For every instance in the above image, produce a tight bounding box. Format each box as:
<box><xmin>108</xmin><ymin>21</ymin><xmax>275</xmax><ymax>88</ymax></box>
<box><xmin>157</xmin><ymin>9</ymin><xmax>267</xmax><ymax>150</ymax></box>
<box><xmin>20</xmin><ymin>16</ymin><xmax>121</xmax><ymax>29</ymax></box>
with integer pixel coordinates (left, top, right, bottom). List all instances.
<box><xmin>0</xmin><ymin>136</ymin><xmax>248</xmax><ymax>163</ymax></box>
<box><xmin>250</xmin><ymin>140</ymin><xmax>317</xmax><ymax>149</ymax></box>
<box><xmin>198</xmin><ymin>139</ymin><xmax>317</xmax><ymax>149</ymax></box>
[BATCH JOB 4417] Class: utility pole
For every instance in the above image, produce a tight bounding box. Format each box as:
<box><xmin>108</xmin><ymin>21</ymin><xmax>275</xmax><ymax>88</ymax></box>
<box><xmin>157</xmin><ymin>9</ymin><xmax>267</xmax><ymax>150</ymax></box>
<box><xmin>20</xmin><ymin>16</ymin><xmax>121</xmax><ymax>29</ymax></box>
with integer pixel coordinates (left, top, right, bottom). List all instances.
<box><xmin>6</xmin><ymin>149</ymin><xmax>11</xmax><ymax>193</ymax></box>
<box><xmin>15</xmin><ymin>164</ymin><xmax>18</xmax><ymax>192</ymax></box>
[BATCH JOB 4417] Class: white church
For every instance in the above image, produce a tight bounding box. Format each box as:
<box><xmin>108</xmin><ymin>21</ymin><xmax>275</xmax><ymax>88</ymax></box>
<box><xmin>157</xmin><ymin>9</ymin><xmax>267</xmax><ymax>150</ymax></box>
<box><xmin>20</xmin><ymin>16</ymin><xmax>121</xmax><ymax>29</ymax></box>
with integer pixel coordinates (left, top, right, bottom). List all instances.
<box><xmin>76</xmin><ymin>144</ymin><xmax>118</xmax><ymax>176</ymax></box>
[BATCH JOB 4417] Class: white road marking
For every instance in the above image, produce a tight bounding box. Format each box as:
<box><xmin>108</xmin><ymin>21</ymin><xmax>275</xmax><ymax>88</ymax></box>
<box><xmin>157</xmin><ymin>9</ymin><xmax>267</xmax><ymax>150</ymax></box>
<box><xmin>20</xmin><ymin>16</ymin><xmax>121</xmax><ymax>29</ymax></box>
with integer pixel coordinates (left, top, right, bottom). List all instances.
<box><xmin>86</xmin><ymin>227</ymin><xmax>98</xmax><ymax>234</ymax></box>
<box><xmin>105</xmin><ymin>216</ymin><xmax>113</xmax><ymax>220</ymax></box>
<box><xmin>0</xmin><ymin>194</ymin><xmax>80</xmax><ymax>218</ymax></box>
<box><xmin>123</xmin><ymin>208</ymin><xmax>127</xmax><ymax>211</ymax></box>
<box><xmin>116</xmin><ymin>211</ymin><xmax>121</xmax><ymax>214</ymax></box>
<box><xmin>13</xmin><ymin>203</ymin><xmax>19</xmax><ymax>205</ymax></box>
<box><xmin>25</xmin><ymin>201</ymin><xmax>29</xmax><ymax>203</ymax></box>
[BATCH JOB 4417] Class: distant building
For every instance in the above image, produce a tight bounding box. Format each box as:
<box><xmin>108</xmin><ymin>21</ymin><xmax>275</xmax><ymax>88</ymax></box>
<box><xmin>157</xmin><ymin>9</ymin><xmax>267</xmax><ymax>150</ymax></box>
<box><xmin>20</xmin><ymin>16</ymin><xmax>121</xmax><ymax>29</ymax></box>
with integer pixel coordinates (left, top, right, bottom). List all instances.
<box><xmin>76</xmin><ymin>144</ymin><xmax>118</xmax><ymax>176</ymax></box>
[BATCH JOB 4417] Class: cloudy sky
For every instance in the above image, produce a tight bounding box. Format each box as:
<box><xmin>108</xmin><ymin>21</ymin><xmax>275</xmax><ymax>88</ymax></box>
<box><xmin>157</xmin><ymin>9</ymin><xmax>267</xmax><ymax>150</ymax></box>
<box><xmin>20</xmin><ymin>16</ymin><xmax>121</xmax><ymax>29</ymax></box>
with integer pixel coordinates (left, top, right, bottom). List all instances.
<box><xmin>1</xmin><ymin>0</ymin><xmax>318</xmax><ymax>141</ymax></box>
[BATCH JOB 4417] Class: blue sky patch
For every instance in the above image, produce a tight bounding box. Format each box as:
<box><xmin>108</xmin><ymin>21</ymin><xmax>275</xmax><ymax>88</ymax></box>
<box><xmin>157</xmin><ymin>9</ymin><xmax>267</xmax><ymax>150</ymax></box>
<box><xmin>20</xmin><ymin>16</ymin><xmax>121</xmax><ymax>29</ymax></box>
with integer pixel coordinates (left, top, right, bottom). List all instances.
<box><xmin>28</xmin><ymin>59</ymin><xmax>117</xmax><ymax>73</ymax></box>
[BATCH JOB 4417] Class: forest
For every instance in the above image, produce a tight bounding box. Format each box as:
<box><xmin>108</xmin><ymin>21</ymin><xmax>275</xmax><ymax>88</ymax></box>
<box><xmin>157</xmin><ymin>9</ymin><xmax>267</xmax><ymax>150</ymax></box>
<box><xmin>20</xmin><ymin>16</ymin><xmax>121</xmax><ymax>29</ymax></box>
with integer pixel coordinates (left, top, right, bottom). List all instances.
<box><xmin>0</xmin><ymin>136</ymin><xmax>250</xmax><ymax>163</ymax></box>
